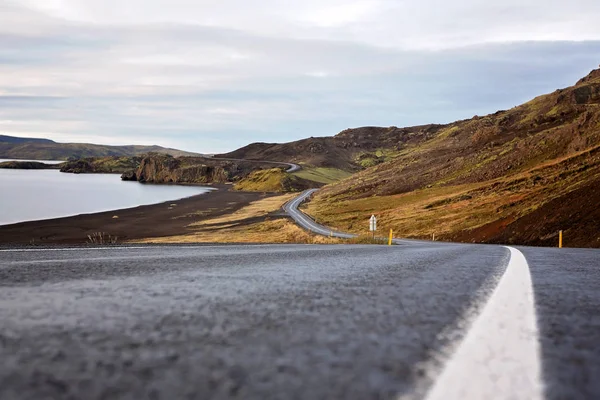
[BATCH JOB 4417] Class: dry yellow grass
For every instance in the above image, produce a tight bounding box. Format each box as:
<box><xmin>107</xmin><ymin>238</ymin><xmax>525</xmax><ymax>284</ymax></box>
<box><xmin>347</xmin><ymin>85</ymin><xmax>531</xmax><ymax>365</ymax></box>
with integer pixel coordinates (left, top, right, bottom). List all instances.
<box><xmin>136</xmin><ymin>218</ymin><xmax>342</xmax><ymax>244</ymax></box>
<box><xmin>305</xmin><ymin>143</ymin><xmax>600</xmax><ymax>241</ymax></box>
<box><xmin>233</xmin><ymin>168</ymin><xmax>309</xmax><ymax>192</ymax></box>
<box><xmin>189</xmin><ymin>194</ymin><xmax>296</xmax><ymax>226</ymax></box>
<box><xmin>133</xmin><ymin>193</ymin><xmax>342</xmax><ymax>244</ymax></box>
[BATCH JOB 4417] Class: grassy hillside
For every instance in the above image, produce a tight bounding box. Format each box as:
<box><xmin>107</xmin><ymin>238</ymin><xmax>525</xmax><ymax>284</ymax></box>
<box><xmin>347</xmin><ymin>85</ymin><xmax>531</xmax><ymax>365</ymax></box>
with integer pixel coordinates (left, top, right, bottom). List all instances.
<box><xmin>234</xmin><ymin>168</ymin><xmax>315</xmax><ymax>192</ymax></box>
<box><xmin>0</xmin><ymin>136</ymin><xmax>201</xmax><ymax>160</ymax></box>
<box><xmin>304</xmin><ymin>67</ymin><xmax>600</xmax><ymax>248</ymax></box>
<box><xmin>292</xmin><ymin>167</ymin><xmax>353</xmax><ymax>184</ymax></box>
<box><xmin>59</xmin><ymin>156</ymin><xmax>142</xmax><ymax>174</ymax></box>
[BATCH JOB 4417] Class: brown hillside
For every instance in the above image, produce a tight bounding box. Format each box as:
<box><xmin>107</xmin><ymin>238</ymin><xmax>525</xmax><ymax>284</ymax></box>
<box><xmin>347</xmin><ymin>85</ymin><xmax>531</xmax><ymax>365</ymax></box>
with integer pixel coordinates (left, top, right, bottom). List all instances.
<box><xmin>0</xmin><ymin>137</ymin><xmax>201</xmax><ymax>160</ymax></box>
<box><xmin>305</xmin><ymin>67</ymin><xmax>600</xmax><ymax>248</ymax></box>
<box><xmin>217</xmin><ymin>125</ymin><xmax>443</xmax><ymax>171</ymax></box>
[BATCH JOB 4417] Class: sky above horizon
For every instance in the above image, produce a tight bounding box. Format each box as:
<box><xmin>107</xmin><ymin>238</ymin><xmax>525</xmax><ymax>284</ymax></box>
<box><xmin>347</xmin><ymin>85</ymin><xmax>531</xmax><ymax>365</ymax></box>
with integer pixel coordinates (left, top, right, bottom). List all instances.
<box><xmin>1</xmin><ymin>1</ymin><xmax>600</xmax><ymax>153</ymax></box>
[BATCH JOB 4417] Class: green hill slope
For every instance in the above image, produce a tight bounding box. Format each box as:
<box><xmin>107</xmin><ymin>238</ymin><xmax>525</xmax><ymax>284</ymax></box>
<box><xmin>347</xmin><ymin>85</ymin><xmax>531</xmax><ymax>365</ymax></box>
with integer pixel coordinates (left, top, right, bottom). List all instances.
<box><xmin>304</xmin><ymin>67</ymin><xmax>600</xmax><ymax>248</ymax></box>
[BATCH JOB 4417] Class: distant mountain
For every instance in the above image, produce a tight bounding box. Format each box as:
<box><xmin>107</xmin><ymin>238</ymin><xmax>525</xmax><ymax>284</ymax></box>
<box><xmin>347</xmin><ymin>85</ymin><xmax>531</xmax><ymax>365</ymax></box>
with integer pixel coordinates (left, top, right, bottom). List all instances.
<box><xmin>217</xmin><ymin>125</ymin><xmax>438</xmax><ymax>172</ymax></box>
<box><xmin>0</xmin><ymin>135</ymin><xmax>201</xmax><ymax>160</ymax></box>
<box><xmin>0</xmin><ymin>135</ymin><xmax>55</xmax><ymax>144</ymax></box>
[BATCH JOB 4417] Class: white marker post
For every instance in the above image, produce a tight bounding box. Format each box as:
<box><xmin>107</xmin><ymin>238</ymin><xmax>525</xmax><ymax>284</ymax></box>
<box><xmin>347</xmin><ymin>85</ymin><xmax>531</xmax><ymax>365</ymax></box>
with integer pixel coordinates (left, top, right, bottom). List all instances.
<box><xmin>369</xmin><ymin>215</ymin><xmax>377</xmax><ymax>239</ymax></box>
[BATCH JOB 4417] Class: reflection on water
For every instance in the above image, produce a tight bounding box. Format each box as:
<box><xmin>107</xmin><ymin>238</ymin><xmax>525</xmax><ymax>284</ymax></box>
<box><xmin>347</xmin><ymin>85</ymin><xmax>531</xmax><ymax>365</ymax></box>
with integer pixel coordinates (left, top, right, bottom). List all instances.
<box><xmin>0</xmin><ymin>158</ymin><xmax>64</xmax><ymax>164</ymax></box>
<box><xmin>0</xmin><ymin>167</ymin><xmax>211</xmax><ymax>226</ymax></box>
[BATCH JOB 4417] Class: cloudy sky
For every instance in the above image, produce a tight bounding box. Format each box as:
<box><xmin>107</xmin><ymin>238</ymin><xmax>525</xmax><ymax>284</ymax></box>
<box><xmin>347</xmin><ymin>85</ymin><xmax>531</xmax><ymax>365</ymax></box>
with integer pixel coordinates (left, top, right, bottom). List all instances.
<box><xmin>1</xmin><ymin>1</ymin><xmax>599</xmax><ymax>153</ymax></box>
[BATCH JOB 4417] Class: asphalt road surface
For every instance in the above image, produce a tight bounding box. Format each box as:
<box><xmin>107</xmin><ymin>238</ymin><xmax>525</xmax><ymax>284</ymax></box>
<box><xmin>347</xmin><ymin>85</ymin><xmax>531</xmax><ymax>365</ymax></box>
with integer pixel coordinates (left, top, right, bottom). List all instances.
<box><xmin>1</xmin><ymin>243</ymin><xmax>598</xmax><ymax>399</ymax></box>
<box><xmin>283</xmin><ymin>189</ymin><xmax>356</xmax><ymax>239</ymax></box>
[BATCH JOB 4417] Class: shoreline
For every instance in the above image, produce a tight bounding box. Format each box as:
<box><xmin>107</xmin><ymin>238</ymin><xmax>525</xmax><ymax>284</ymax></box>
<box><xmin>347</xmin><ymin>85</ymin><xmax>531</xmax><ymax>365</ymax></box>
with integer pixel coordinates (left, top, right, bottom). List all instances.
<box><xmin>0</xmin><ymin>184</ymin><xmax>216</xmax><ymax>228</ymax></box>
<box><xmin>0</xmin><ymin>185</ymin><xmax>277</xmax><ymax>245</ymax></box>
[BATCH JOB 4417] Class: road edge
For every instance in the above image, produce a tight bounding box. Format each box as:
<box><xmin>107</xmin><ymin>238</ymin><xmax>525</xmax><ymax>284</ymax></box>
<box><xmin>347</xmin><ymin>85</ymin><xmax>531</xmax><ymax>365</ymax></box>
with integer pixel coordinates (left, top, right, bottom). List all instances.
<box><xmin>424</xmin><ymin>246</ymin><xmax>544</xmax><ymax>400</ymax></box>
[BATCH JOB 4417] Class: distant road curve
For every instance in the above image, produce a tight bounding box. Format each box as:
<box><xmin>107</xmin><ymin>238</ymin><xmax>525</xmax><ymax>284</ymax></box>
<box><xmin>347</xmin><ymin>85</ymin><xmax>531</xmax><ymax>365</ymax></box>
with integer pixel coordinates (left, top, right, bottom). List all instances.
<box><xmin>283</xmin><ymin>189</ymin><xmax>357</xmax><ymax>239</ymax></box>
<box><xmin>209</xmin><ymin>157</ymin><xmax>301</xmax><ymax>173</ymax></box>
<box><xmin>284</xmin><ymin>189</ymin><xmax>419</xmax><ymax>245</ymax></box>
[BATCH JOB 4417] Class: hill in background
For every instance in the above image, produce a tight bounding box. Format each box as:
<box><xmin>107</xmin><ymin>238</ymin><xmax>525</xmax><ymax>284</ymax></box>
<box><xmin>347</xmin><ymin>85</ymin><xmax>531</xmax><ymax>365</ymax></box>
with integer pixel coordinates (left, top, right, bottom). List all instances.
<box><xmin>217</xmin><ymin>125</ymin><xmax>440</xmax><ymax>173</ymax></box>
<box><xmin>0</xmin><ymin>135</ymin><xmax>201</xmax><ymax>160</ymax></box>
<box><xmin>301</xmin><ymin>67</ymin><xmax>600</xmax><ymax>248</ymax></box>
<box><xmin>0</xmin><ymin>135</ymin><xmax>54</xmax><ymax>145</ymax></box>
<box><xmin>219</xmin><ymin>67</ymin><xmax>600</xmax><ymax>248</ymax></box>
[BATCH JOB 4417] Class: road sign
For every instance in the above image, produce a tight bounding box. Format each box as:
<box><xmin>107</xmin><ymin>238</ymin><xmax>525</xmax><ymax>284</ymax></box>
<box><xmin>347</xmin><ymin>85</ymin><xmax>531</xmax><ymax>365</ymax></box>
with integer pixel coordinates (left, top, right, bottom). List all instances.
<box><xmin>370</xmin><ymin>215</ymin><xmax>377</xmax><ymax>232</ymax></box>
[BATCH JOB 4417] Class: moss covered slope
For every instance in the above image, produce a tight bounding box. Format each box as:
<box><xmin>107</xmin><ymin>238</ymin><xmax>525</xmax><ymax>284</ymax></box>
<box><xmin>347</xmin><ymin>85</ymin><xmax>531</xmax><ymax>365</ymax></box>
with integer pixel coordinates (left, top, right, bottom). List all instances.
<box><xmin>306</xmin><ymin>67</ymin><xmax>600</xmax><ymax>248</ymax></box>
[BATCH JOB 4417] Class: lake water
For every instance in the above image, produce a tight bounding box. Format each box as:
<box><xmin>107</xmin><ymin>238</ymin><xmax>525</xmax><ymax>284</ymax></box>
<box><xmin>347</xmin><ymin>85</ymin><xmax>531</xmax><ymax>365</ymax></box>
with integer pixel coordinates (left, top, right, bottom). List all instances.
<box><xmin>0</xmin><ymin>162</ymin><xmax>212</xmax><ymax>226</ymax></box>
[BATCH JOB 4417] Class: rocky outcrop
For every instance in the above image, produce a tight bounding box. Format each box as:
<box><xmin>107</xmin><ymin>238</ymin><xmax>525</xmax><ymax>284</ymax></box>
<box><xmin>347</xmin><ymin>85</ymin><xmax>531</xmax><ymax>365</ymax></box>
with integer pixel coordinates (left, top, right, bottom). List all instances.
<box><xmin>121</xmin><ymin>170</ymin><xmax>137</xmax><ymax>181</ymax></box>
<box><xmin>576</xmin><ymin>67</ymin><xmax>600</xmax><ymax>85</ymax></box>
<box><xmin>121</xmin><ymin>154</ymin><xmax>311</xmax><ymax>190</ymax></box>
<box><xmin>60</xmin><ymin>160</ymin><xmax>95</xmax><ymax>174</ymax></box>
<box><xmin>122</xmin><ymin>154</ymin><xmax>246</xmax><ymax>184</ymax></box>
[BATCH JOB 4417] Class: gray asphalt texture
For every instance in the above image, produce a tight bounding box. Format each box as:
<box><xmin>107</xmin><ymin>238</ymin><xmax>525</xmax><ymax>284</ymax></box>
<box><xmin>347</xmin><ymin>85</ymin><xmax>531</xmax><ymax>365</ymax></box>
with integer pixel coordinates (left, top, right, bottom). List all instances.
<box><xmin>520</xmin><ymin>247</ymin><xmax>600</xmax><ymax>400</ymax></box>
<box><xmin>1</xmin><ymin>243</ymin><xmax>509</xmax><ymax>400</ymax></box>
<box><xmin>1</xmin><ymin>244</ymin><xmax>599</xmax><ymax>400</ymax></box>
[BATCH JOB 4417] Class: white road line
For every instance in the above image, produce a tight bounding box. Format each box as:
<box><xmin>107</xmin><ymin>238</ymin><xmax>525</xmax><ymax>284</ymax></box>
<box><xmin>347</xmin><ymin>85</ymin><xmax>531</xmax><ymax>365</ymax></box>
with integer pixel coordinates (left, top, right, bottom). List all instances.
<box><xmin>424</xmin><ymin>246</ymin><xmax>544</xmax><ymax>400</ymax></box>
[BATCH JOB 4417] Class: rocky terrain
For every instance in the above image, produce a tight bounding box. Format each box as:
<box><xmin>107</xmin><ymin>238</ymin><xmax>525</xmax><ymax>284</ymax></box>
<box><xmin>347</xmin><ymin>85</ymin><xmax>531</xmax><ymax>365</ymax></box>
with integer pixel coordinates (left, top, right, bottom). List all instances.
<box><xmin>121</xmin><ymin>154</ymin><xmax>311</xmax><ymax>191</ymax></box>
<box><xmin>0</xmin><ymin>135</ymin><xmax>200</xmax><ymax>160</ymax></box>
<box><xmin>303</xmin><ymin>67</ymin><xmax>600</xmax><ymax>248</ymax></box>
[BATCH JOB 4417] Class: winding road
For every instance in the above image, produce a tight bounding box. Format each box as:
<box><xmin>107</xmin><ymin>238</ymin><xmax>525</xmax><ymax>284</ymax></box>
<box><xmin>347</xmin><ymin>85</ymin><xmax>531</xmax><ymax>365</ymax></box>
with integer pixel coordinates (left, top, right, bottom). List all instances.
<box><xmin>283</xmin><ymin>189</ymin><xmax>402</xmax><ymax>243</ymax></box>
<box><xmin>283</xmin><ymin>189</ymin><xmax>356</xmax><ymax>239</ymax></box>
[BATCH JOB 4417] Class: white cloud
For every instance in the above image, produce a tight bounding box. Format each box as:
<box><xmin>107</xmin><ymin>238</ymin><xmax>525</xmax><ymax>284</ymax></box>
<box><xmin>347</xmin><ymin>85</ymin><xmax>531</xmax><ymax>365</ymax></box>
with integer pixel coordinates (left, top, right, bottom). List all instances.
<box><xmin>13</xmin><ymin>0</ymin><xmax>600</xmax><ymax>49</ymax></box>
<box><xmin>297</xmin><ymin>1</ymin><xmax>379</xmax><ymax>28</ymax></box>
<box><xmin>1</xmin><ymin>1</ymin><xmax>600</xmax><ymax>152</ymax></box>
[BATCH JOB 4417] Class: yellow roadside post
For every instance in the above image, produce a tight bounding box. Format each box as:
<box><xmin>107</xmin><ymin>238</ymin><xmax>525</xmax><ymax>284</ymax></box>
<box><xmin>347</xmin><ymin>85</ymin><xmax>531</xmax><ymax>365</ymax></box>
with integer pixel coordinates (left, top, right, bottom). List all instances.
<box><xmin>559</xmin><ymin>230</ymin><xmax>563</xmax><ymax>248</ymax></box>
<box><xmin>388</xmin><ymin>229</ymin><xmax>393</xmax><ymax>246</ymax></box>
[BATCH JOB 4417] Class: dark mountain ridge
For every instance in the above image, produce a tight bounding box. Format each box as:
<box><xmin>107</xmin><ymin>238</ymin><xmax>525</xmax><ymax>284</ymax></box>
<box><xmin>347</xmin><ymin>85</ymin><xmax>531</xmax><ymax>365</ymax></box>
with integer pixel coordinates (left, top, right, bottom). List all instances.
<box><xmin>218</xmin><ymin>124</ymin><xmax>443</xmax><ymax>171</ymax></box>
<box><xmin>0</xmin><ymin>135</ymin><xmax>55</xmax><ymax>144</ymax></box>
<box><xmin>0</xmin><ymin>135</ymin><xmax>201</xmax><ymax>160</ymax></box>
